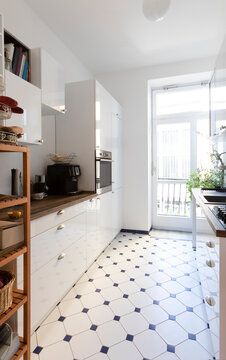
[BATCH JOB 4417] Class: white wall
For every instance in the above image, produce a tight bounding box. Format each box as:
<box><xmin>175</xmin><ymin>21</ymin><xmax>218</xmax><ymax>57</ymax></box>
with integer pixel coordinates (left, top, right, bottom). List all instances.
<box><xmin>96</xmin><ymin>57</ymin><xmax>215</xmax><ymax>231</ymax></box>
<box><xmin>0</xmin><ymin>0</ymin><xmax>93</xmax><ymax>194</ymax></box>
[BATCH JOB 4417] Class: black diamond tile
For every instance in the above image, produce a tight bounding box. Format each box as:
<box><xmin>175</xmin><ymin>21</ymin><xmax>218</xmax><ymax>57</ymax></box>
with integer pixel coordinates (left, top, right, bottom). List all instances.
<box><xmin>167</xmin><ymin>345</ymin><xmax>175</xmax><ymax>353</ymax></box>
<box><xmin>130</xmin><ymin>278</ymin><xmax>135</xmax><ymax>282</ymax></box>
<box><xmin>169</xmin><ymin>315</ymin><xmax>176</xmax><ymax>321</ymax></box>
<box><xmin>113</xmin><ymin>283</ymin><xmax>119</xmax><ymax>287</ymax></box>
<box><xmin>98</xmin><ymin>266</ymin><xmax>103</xmax><ymax>269</ymax></box>
<box><xmin>64</xmin><ymin>335</ymin><xmax>72</xmax><ymax>342</ymax></box>
<box><xmin>121</xmin><ymin>270</ymin><xmax>126</xmax><ymax>273</ymax></box>
<box><xmin>140</xmin><ymin>288</ymin><xmax>146</xmax><ymax>292</ymax></box>
<box><xmin>156</xmin><ymin>283</ymin><xmax>162</xmax><ymax>287</ymax></box>
<box><xmin>90</xmin><ymin>324</ymin><xmax>98</xmax><ymax>331</ymax></box>
<box><xmin>170</xmin><ymin>294</ymin><xmax>176</xmax><ymax>298</ymax></box>
<box><xmin>145</xmin><ymin>273</ymin><xmax>150</xmax><ymax>277</ymax></box>
<box><xmin>88</xmin><ymin>279</ymin><xmax>93</xmax><ymax>282</ymax></box>
<box><xmin>113</xmin><ymin>262</ymin><xmax>118</xmax><ymax>265</ymax></box>
<box><xmin>105</xmin><ymin>274</ymin><xmax>110</xmax><ymax>277</ymax></box>
<box><xmin>82</xmin><ymin>308</ymin><xmax>89</xmax><ymax>313</ymax></box>
<box><xmin>100</xmin><ymin>346</ymin><xmax>109</xmax><ymax>354</ymax></box>
<box><xmin>186</xmin><ymin>307</ymin><xmax>193</xmax><ymax>312</ymax></box>
<box><xmin>95</xmin><ymin>289</ymin><xmax>101</xmax><ymax>292</ymax></box>
<box><xmin>114</xmin><ymin>315</ymin><xmax>120</xmax><ymax>321</ymax></box>
<box><xmin>123</xmin><ymin>294</ymin><xmax>129</xmax><ymax>298</ymax></box>
<box><xmin>135</xmin><ymin>307</ymin><xmax>141</xmax><ymax>313</ymax></box>
<box><xmin>126</xmin><ymin>334</ymin><xmax>134</xmax><ymax>342</ymax></box>
<box><xmin>127</xmin><ymin>259</ymin><xmax>131</xmax><ymax>262</ymax></box>
<box><xmin>135</xmin><ymin>266</ymin><xmax>140</xmax><ymax>269</ymax></box>
<box><xmin>33</xmin><ymin>346</ymin><xmax>43</xmax><ymax>355</ymax></box>
<box><xmin>149</xmin><ymin>324</ymin><xmax>156</xmax><ymax>330</ymax></box>
<box><xmin>153</xmin><ymin>300</ymin><xmax>159</xmax><ymax>305</ymax></box>
<box><xmin>75</xmin><ymin>295</ymin><xmax>81</xmax><ymax>299</ymax></box>
<box><xmin>104</xmin><ymin>301</ymin><xmax>110</xmax><ymax>305</ymax></box>
<box><xmin>188</xmin><ymin>333</ymin><xmax>196</xmax><ymax>340</ymax></box>
<box><xmin>185</xmin><ymin>288</ymin><xmax>191</xmax><ymax>292</ymax></box>
<box><xmin>171</xmin><ymin>278</ymin><xmax>176</xmax><ymax>282</ymax></box>
<box><xmin>58</xmin><ymin>316</ymin><xmax>65</xmax><ymax>322</ymax></box>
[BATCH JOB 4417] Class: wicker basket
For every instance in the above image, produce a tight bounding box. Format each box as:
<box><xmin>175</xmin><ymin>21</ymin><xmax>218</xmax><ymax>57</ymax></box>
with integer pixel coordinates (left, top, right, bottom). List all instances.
<box><xmin>0</xmin><ymin>271</ymin><xmax>15</xmax><ymax>315</ymax></box>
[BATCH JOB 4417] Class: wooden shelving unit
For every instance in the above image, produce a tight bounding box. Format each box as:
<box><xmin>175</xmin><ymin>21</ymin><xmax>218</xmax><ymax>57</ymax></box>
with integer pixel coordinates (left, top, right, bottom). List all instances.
<box><xmin>0</xmin><ymin>143</ymin><xmax>30</xmax><ymax>360</ymax></box>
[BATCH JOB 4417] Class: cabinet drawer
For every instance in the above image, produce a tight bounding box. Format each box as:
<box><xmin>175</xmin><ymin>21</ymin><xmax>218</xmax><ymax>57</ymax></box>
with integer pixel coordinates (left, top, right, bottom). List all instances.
<box><xmin>31</xmin><ymin>202</ymin><xmax>86</xmax><ymax>237</ymax></box>
<box><xmin>31</xmin><ymin>212</ymin><xmax>85</xmax><ymax>274</ymax></box>
<box><xmin>31</xmin><ymin>235</ymin><xmax>87</xmax><ymax>332</ymax></box>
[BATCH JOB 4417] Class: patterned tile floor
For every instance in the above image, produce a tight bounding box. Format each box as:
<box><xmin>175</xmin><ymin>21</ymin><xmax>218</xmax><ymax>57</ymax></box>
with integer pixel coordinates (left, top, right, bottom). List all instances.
<box><xmin>31</xmin><ymin>230</ymin><xmax>215</xmax><ymax>360</ymax></box>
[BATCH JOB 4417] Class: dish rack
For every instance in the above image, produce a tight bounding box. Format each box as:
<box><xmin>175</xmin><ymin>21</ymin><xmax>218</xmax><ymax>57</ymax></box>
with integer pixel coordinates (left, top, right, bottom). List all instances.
<box><xmin>0</xmin><ymin>130</ymin><xmax>17</xmax><ymax>145</ymax></box>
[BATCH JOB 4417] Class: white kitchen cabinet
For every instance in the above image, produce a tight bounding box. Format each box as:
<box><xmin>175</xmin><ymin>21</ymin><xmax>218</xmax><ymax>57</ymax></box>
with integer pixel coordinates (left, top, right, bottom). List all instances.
<box><xmin>31</xmin><ymin>235</ymin><xmax>86</xmax><ymax>332</ymax></box>
<box><xmin>97</xmin><ymin>192</ymin><xmax>113</xmax><ymax>250</ymax></box>
<box><xmin>56</xmin><ymin>80</ymin><xmax>117</xmax><ymax>191</ymax></box>
<box><xmin>4</xmin><ymin>70</ymin><xmax>42</xmax><ymax>144</ymax></box>
<box><xmin>0</xmin><ymin>14</ymin><xmax>4</xmax><ymax>79</ymax></box>
<box><xmin>112</xmin><ymin>111</ymin><xmax>123</xmax><ymax>190</ymax></box>
<box><xmin>112</xmin><ymin>188</ymin><xmax>123</xmax><ymax>239</ymax></box>
<box><xmin>31</xmin><ymin>48</ymin><xmax>65</xmax><ymax>115</ymax></box>
<box><xmin>95</xmin><ymin>81</ymin><xmax>112</xmax><ymax>151</ymax></box>
<box><xmin>86</xmin><ymin>198</ymin><xmax>98</xmax><ymax>267</ymax></box>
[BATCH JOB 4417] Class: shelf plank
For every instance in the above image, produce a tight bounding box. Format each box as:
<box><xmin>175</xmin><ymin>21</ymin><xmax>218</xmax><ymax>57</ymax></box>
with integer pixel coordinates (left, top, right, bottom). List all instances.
<box><xmin>0</xmin><ymin>290</ymin><xmax>27</xmax><ymax>327</ymax></box>
<box><xmin>0</xmin><ymin>196</ymin><xmax>28</xmax><ymax>209</ymax></box>
<box><xmin>11</xmin><ymin>338</ymin><xmax>27</xmax><ymax>360</ymax></box>
<box><xmin>0</xmin><ymin>143</ymin><xmax>28</xmax><ymax>153</ymax></box>
<box><xmin>0</xmin><ymin>246</ymin><xmax>27</xmax><ymax>267</ymax></box>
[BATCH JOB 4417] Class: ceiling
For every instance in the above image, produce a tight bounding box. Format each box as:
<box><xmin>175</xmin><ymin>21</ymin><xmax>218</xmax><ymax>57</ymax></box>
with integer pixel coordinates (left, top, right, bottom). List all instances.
<box><xmin>24</xmin><ymin>0</ymin><xmax>226</xmax><ymax>74</ymax></box>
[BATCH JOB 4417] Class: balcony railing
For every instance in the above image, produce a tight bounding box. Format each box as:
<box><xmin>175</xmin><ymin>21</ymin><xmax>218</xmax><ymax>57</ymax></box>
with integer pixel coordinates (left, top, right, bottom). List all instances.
<box><xmin>157</xmin><ymin>179</ymin><xmax>190</xmax><ymax>217</ymax></box>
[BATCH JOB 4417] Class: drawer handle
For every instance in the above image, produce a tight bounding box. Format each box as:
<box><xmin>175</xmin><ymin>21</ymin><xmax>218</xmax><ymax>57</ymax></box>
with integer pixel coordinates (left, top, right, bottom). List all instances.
<box><xmin>57</xmin><ymin>224</ymin><xmax>65</xmax><ymax>230</ymax></box>
<box><xmin>58</xmin><ymin>253</ymin><xmax>66</xmax><ymax>260</ymax></box>
<box><xmin>206</xmin><ymin>259</ymin><xmax>215</xmax><ymax>268</ymax></box>
<box><xmin>206</xmin><ymin>241</ymin><xmax>215</xmax><ymax>248</ymax></box>
<box><xmin>57</xmin><ymin>209</ymin><xmax>65</xmax><ymax>215</ymax></box>
<box><xmin>89</xmin><ymin>199</ymin><xmax>94</xmax><ymax>202</ymax></box>
<box><xmin>205</xmin><ymin>296</ymin><xmax>216</xmax><ymax>307</ymax></box>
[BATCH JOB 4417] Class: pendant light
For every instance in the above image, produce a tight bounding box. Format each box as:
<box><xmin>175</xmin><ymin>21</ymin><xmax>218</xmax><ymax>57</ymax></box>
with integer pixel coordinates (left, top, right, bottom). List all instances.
<box><xmin>142</xmin><ymin>0</ymin><xmax>171</xmax><ymax>22</ymax></box>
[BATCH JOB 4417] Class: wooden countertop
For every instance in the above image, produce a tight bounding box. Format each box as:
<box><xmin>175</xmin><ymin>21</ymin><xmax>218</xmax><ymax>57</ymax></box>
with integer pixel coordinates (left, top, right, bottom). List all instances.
<box><xmin>192</xmin><ymin>188</ymin><xmax>226</xmax><ymax>237</ymax></box>
<box><xmin>0</xmin><ymin>191</ymin><xmax>97</xmax><ymax>222</ymax></box>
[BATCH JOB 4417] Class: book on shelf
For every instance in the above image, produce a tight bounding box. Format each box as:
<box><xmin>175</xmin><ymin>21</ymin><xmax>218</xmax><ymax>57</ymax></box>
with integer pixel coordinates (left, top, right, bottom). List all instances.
<box><xmin>12</xmin><ymin>47</ymin><xmax>19</xmax><ymax>74</ymax></box>
<box><xmin>19</xmin><ymin>52</ymin><xmax>27</xmax><ymax>78</ymax></box>
<box><xmin>4</xmin><ymin>38</ymin><xmax>30</xmax><ymax>82</ymax></box>
<box><xmin>22</xmin><ymin>60</ymin><xmax>28</xmax><ymax>80</ymax></box>
<box><xmin>16</xmin><ymin>47</ymin><xmax>23</xmax><ymax>76</ymax></box>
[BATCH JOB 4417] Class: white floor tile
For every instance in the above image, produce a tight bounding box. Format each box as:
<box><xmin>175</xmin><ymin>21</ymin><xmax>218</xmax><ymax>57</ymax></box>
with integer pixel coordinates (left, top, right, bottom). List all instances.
<box><xmin>100</xmin><ymin>286</ymin><xmax>123</xmax><ymax>301</ymax></box>
<box><xmin>177</xmin><ymin>275</ymin><xmax>199</xmax><ymax>289</ymax></box>
<box><xmin>141</xmin><ymin>304</ymin><xmax>168</xmax><ymax>325</ymax></box>
<box><xmin>86</xmin><ymin>354</ymin><xmax>109</xmax><ymax>360</ymax></box>
<box><xmin>88</xmin><ymin>304</ymin><xmax>114</xmax><ymax>325</ymax></box>
<box><xmin>120</xmin><ymin>311</ymin><xmax>149</xmax><ymax>335</ymax></box>
<box><xmin>134</xmin><ymin>329</ymin><xmax>167</xmax><ymax>359</ymax></box>
<box><xmin>176</xmin><ymin>291</ymin><xmax>203</xmax><ymax>307</ymax></box>
<box><xmin>31</xmin><ymin>353</ymin><xmax>39</xmax><ymax>360</ymax></box>
<box><xmin>93</xmin><ymin>276</ymin><xmax>114</xmax><ymax>289</ymax></box>
<box><xmin>58</xmin><ymin>298</ymin><xmax>83</xmax><ymax>317</ymax></box>
<box><xmin>41</xmin><ymin>306</ymin><xmax>61</xmax><ymax>326</ymax></box>
<box><xmin>109</xmin><ymin>298</ymin><xmax>134</xmax><ymax>316</ymax></box>
<box><xmin>109</xmin><ymin>271</ymin><xmax>130</xmax><ymax>284</ymax></box>
<box><xmin>97</xmin><ymin>320</ymin><xmax>127</xmax><ymax>346</ymax></box>
<box><xmin>129</xmin><ymin>291</ymin><xmax>153</xmax><ymax>308</ymax></box>
<box><xmin>36</xmin><ymin>321</ymin><xmax>66</xmax><ymax>347</ymax></box>
<box><xmin>134</xmin><ymin>275</ymin><xmax>156</xmax><ymax>289</ymax></box>
<box><xmin>156</xmin><ymin>320</ymin><xmax>187</xmax><ymax>345</ymax></box>
<box><xmin>77</xmin><ymin>273</ymin><xmax>89</xmax><ymax>284</ymax></box>
<box><xmin>160</xmin><ymin>297</ymin><xmax>186</xmax><ymax>316</ymax></box>
<box><xmin>39</xmin><ymin>341</ymin><xmax>73</xmax><ymax>360</ymax></box>
<box><xmin>70</xmin><ymin>330</ymin><xmax>102</xmax><ymax>359</ymax></box>
<box><xmin>75</xmin><ymin>282</ymin><xmax>96</xmax><ymax>295</ymax></box>
<box><xmin>176</xmin><ymin>311</ymin><xmax>207</xmax><ymax>334</ymax></box>
<box><xmin>162</xmin><ymin>281</ymin><xmax>185</xmax><ymax>294</ymax></box>
<box><xmin>175</xmin><ymin>339</ymin><xmax>212</xmax><ymax>360</ymax></box>
<box><xmin>108</xmin><ymin>340</ymin><xmax>143</xmax><ymax>360</ymax></box>
<box><xmin>155</xmin><ymin>352</ymin><xmax>180</xmax><ymax>360</ymax></box>
<box><xmin>118</xmin><ymin>280</ymin><xmax>140</xmax><ymax>295</ymax></box>
<box><xmin>196</xmin><ymin>329</ymin><xmax>214</xmax><ymax>355</ymax></box>
<box><xmin>81</xmin><ymin>291</ymin><xmax>104</xmax><ymax>308</ymax></box>
<box><xmin>62</xmin><ymin>287</ymin><xmax>77</xmax><ymax>301</ymax></box>
<box><xmin>64</xmin><ymin>312</ymin><xmax>91</xmax><ymax>335</ymax></box>
<box><xmin>146</xmin><ymin>285</ymin><xmax>170</xmax><ymax>301</ymax></box>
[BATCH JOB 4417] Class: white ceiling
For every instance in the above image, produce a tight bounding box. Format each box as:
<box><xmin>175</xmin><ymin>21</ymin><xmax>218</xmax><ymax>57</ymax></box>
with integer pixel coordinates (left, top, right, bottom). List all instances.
<box><xmin>24</xmin><ymin>0</ymin><xmax>226</xmax><ymax>74</ymax></box>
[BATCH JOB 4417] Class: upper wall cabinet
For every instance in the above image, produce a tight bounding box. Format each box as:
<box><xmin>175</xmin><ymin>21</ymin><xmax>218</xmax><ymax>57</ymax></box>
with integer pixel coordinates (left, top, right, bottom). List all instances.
<box><xmin>31</xmin><ymin>48</ymin><xmax>65</xmax><ymax>115</ymax></box>
<box><xmin>4</xmin><ymin>70</ymin><xmax>42</xmax><ymax>144</ymax></box>
<box><xmin>95</xmin><ymin>81</ymin><xmax>112</xmax><ymax>151</ymax></box>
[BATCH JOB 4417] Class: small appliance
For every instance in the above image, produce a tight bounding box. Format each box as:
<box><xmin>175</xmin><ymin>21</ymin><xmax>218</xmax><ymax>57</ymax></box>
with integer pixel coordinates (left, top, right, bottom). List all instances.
<box><xmin>96</xmin><ymin>149</ymin><xmax>112</xmax><ymax>194</ymax></box>
<box><xmin>47</xmin><ymin>164</ymin><xmax>81</xmax><ymax>195</ymax></box>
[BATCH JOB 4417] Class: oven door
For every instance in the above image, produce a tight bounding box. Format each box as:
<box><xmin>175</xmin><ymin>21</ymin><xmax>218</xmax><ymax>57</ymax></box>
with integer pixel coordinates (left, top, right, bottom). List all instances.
<box><xmin>96</xmin><ymin>158</ymin><xmax>112</xmax><ymax>194</ymax></box>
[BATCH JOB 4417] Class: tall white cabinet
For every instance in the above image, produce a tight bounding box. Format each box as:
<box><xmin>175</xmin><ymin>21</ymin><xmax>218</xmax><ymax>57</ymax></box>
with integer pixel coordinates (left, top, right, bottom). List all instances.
<box><xmin>56</xmin><ymin>79</ymin><xmax>123</xmax><ymax>243</ymax></box>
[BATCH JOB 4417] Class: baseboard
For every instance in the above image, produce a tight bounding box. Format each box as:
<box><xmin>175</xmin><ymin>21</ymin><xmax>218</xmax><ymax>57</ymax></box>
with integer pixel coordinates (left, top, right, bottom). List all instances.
<box><xmin>121</xmin><ymin>228</ymin><xmax>150</xmax><ymax>235</ymax></box>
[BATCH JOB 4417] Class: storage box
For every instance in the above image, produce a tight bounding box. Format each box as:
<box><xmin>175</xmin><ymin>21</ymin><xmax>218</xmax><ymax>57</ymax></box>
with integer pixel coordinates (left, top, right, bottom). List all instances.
<box><xmin>0</xmin><ymin>221</ymin><xmax>24</xmax><ymax>250</ymax></box>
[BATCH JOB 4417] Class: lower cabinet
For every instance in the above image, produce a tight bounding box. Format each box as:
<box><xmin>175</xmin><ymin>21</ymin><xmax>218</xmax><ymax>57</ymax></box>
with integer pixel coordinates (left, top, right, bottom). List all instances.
<box><xmin>31</xmin><ymin>235</ymin><xmax>86</xmax><ymax>332</ymax></box>
<box><xmin>18</xmin><ymin>193</ymin><xmax>123</xmax><ymax>333</ymax></box>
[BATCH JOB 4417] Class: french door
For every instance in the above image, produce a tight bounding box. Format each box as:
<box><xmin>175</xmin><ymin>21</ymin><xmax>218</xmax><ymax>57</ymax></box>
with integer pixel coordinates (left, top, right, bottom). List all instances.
<box><xmin>152</xmin><ymin>84</ymin><xmax>210</xmax><ymax>231</ymax></box>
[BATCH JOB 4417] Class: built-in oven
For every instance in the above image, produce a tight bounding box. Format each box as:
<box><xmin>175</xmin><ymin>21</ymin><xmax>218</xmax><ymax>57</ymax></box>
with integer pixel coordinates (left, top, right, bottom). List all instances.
<box><xmin>96</xmin><ymin>149</ymin><xmax>112</xmax><ymax>194</ymax></box>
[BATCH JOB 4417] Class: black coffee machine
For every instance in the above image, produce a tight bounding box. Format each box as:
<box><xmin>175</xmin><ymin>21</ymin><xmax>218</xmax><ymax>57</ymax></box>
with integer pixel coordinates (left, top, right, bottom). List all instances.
<box><xmin>47</xmin><ymin>164</ymin><xmax>81</xmax><ymax>195</ymax></box>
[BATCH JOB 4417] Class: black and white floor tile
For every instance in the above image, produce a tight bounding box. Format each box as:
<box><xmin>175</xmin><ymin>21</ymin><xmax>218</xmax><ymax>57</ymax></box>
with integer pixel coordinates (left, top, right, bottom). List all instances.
<box><xmin>31</xmin><ymin>231</ymin><xmax>216</xmax><ymax>360</ymax></box>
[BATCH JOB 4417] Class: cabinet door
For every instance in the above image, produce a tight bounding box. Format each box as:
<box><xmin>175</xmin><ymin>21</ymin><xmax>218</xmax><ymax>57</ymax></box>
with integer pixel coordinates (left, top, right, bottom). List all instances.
<box><xmin>96</xmin><ymin>82</ymin><xmax>111</xmax><ymax>151</ymax></box>
<box><xmin>97</xmin><ymin>192</ymin><xmax>113</xmax><ymax>251</ymax></box>
<box><xmin>112</xmin><ymin>112</ymin><xmax>123</xmax><ymax>190</ymax></box>
<box><xmin>31</xmin><ymin>235</ymin><xmax>87</xmax><ymax>332</ymax></box>
<box><xmin>86</xmin><ymin>198</ymin><xmax>98</xmax><ymax>267</ymax></box>
<box><xmin>112</xmin><ymin>188</ymin><xmax>123</xmax><ymax>239</ymax></box>
<box><xmin>4</xmin><ymin>70</ymin><xmax>42</xmax><ymax>144</ymax></box>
